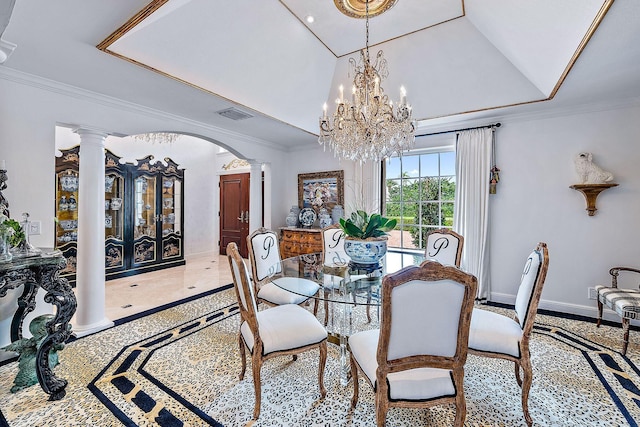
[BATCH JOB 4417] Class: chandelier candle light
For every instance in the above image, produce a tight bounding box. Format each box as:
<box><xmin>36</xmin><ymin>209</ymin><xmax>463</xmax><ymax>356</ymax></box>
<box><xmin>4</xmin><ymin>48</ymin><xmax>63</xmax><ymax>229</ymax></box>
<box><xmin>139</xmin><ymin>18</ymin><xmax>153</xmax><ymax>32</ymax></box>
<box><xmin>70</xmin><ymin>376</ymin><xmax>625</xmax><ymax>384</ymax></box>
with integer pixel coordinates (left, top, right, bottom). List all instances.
<box><xmin>319</xmin><ymin>1</ymin><xmax>415</xmax><ymax>162</ymax></box>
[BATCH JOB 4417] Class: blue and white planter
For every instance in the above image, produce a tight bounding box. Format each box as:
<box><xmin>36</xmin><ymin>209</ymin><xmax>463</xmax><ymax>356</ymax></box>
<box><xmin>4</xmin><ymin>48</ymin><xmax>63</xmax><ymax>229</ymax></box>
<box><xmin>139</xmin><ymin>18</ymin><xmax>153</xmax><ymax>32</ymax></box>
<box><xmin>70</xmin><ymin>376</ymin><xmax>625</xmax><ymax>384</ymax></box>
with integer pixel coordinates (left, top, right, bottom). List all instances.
<box><xmin>344</xmin><ymin>237</ymin><xmax>388</xmax><ymax>266</ymax></box>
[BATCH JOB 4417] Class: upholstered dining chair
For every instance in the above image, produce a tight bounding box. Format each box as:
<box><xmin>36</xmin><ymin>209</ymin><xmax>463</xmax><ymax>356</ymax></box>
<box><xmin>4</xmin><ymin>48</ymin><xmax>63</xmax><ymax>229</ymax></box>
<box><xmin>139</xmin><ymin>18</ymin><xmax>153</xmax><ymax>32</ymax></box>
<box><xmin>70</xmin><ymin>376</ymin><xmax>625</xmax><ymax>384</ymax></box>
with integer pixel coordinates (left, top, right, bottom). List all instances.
<box><xmin>226</xmin><ymin>242</ymin><xmax>328</xmax><ymax>420</ymax></box>
<box><xmin>468</xmin><ymin>242</ymin><xmax>549</xmax><ymax>427</ymax></box>
<box><xmin>596</xmin><ymin>266</ymin><xmax>640</xmax><ymax>355</ymax></box>
<box><xmin>424</xmin><ymin>228</ymin><xmax>464</xmax><ymax>267</ymax></box>
<box><xmin>247</xmin><ymin>227</ymin><xmax>320</xmax><ymax>310</ymax></box>
<box><xmin>320</xmin><ymin>224</ymin><xmax>370</xmax><ymax>325</ymax></box>
<box><xmin>349</xmin><ymin>260</ymin><xmax>477</xmax><ymax>427</ymax></box>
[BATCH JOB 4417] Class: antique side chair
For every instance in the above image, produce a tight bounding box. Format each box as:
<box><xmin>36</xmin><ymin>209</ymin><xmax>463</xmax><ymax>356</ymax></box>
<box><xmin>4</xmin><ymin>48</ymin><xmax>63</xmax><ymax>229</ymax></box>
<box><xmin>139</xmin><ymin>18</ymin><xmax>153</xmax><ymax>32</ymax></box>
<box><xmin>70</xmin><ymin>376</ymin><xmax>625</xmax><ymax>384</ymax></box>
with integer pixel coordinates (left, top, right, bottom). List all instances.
<box><xmin>468</xmin><ymin>242</ymin><xmax>549</xmax><ymax>426</ymax></box>
<box><xmin>424</xmin><ymin>228</ymin><xmax>464</xmax><ymax>267</ymax></box>
<box><xmin>596</xmin><ymin>267</ymin><xmax>640</xmax><ymax>355</ymax></box>
<box><xmin>349</xmin><ymin>260</ymin><xmax>477</xmax><ymax>427</ymax></box>
<box><xmin>247</xmin><ymin>227</ymin><xmax>320</xmax><ymax>311</ymax></box>
<box><xmin>226</xmin><ymin>242</ymin><xmax>328</xmax><ymax>420</ymax></box>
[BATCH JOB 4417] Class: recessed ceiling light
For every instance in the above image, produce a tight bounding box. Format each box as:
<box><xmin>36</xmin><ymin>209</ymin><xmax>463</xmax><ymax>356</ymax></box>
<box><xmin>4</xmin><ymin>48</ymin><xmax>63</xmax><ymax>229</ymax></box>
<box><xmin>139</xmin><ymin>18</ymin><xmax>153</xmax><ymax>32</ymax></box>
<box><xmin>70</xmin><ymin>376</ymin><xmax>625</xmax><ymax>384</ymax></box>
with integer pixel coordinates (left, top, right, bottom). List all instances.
<box><xmin>305</xmin><ymin>15</ymin><xmax>314</xmax><ymax>24</ymax></box>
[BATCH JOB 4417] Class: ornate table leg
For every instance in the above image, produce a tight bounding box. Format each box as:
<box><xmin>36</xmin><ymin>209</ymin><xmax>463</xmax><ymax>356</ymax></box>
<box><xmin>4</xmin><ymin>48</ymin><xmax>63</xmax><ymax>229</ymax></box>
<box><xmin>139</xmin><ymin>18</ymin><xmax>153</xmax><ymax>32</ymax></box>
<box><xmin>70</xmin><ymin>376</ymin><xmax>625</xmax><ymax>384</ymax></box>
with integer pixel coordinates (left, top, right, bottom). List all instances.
<box><xmin>0</xmin><ymin>269</ymin><xmax>38</xmax><ymax>342</ymax></box>
<box><xmin>34</xmin><ymin>262</ymin><xmax>77</xmax><ymax>400</ymax></box>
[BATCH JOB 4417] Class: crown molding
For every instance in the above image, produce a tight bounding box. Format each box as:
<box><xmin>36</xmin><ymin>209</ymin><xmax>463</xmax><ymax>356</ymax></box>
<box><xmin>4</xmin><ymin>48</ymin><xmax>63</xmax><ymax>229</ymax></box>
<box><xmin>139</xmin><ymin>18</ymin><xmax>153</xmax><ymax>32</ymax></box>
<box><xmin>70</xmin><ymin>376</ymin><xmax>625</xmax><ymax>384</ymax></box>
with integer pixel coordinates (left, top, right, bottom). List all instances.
<box><xmin>0</xmin><ymin>66</ymin><xmax>289</xmax><ymax>152</ymax></box>
<box><xmin>415</xmin><ymin>95</ymin><xmax>640</xmax><ymax>136</ymax></box>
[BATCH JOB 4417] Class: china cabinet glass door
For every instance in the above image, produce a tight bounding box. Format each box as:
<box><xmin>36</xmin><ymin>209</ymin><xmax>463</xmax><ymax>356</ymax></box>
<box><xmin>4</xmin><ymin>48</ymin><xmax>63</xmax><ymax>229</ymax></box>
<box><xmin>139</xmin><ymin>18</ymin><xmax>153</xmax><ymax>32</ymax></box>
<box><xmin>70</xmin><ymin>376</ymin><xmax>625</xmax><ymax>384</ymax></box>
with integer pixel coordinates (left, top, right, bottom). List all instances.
<box><xmin>161</xmin><ymin>177</ymin><xmax>182</xmax><ymax>260</ymax></box>
<box><xmin>105</xmin><ymin>173</ymin><xmax>124</xmax><ymax>240</ymax></box>
<box><xmin>133</xmin><ymin>175</ymin><xmax>157</xmax><ymax>265</ymax></box>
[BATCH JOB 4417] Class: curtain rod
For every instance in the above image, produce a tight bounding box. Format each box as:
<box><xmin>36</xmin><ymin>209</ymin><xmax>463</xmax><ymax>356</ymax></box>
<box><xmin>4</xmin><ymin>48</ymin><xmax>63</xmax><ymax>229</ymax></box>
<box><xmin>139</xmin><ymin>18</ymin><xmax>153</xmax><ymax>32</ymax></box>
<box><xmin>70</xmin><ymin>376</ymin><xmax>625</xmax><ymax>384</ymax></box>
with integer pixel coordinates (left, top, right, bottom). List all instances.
<box><xmin>416</xmin><ymin>122</ymin><xmax>501</xmax><ymax>138</ymax></box>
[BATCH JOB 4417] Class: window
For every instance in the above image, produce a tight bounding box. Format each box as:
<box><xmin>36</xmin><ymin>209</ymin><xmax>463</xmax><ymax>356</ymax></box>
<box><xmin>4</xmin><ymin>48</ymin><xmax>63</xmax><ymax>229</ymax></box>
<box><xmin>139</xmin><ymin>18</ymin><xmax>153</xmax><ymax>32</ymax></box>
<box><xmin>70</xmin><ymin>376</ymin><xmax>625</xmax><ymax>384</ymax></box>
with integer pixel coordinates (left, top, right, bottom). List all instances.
<box><xmin>384</xmin><ymin>149</ymin><xmax>456</xmax><ymax>250</ymax></box>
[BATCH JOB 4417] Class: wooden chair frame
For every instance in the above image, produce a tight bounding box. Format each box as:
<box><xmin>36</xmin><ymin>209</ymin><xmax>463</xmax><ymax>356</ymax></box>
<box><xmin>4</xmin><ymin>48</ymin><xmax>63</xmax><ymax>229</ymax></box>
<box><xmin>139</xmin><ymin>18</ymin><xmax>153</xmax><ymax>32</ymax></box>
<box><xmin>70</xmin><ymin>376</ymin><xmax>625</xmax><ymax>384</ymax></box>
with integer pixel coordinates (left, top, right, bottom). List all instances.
<box><xmin>425</xmin><ymin>228</ymin><xmax>464</xmax><ymax>267</ymax></box>
<box><xmin>226</xmin><ymin>242</ymin><xmax>327</xmax><ymax>420</ymax></box>
<box><xmin>469</xmin><ymin>242</ymin><xmax>549</xmax><ymax>427</ymax></box>
<box><xmin>350</xmin><ymin>260</ymin><xmax>477</xmax><ymax>427</ymax></box>
<box><xmin>596</xmin><ymin>266</ymin><xmax>640</xmax><ymax>355</ymax></box>
<box><xmin>247</xmin><ymin>227</ymin><xmax>319</xmax><ymax>312</ymax></box>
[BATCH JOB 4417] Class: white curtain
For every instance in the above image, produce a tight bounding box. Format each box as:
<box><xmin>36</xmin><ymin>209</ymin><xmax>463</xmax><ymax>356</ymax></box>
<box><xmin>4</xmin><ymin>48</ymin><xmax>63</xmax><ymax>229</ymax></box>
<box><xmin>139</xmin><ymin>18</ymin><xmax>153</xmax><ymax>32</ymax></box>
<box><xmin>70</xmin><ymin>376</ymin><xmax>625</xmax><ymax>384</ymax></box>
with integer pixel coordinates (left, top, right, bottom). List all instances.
<box><xmin>453</xmin><ymin>128</ymin><xmax>493</xmax><ymax>301</ymax></box>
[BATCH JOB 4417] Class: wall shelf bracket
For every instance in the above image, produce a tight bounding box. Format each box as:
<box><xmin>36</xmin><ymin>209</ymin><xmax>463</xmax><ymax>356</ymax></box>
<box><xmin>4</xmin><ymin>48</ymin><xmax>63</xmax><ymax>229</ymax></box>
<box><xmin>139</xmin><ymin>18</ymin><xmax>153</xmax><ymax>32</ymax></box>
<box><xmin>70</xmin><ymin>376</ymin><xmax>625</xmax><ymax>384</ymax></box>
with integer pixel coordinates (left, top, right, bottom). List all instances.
<box><xmin>569</xmin><ymin>183</ymin><xmax>618</xmax><ymax>216</ymax></box>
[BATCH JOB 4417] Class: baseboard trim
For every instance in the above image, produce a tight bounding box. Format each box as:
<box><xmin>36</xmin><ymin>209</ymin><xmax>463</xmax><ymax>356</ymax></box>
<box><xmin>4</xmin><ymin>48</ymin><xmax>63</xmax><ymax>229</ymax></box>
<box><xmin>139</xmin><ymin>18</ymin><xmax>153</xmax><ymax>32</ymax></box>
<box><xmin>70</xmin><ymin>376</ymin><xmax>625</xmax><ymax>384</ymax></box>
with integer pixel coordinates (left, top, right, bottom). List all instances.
<box><xmin>489</xmin><ymin>292</ymin><xmax>640</xmax><ymax>328</ymax></box>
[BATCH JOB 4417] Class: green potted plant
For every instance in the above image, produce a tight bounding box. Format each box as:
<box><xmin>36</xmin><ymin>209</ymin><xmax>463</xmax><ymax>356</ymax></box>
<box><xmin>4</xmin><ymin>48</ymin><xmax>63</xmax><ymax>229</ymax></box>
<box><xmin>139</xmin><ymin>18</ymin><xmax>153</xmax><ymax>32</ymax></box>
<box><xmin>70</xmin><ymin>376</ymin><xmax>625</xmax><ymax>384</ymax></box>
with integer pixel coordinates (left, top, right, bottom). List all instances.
<box><xmin>339</xmin><ymin>210</ymin><xmax>397</xmax><ymax>266</ymax></box>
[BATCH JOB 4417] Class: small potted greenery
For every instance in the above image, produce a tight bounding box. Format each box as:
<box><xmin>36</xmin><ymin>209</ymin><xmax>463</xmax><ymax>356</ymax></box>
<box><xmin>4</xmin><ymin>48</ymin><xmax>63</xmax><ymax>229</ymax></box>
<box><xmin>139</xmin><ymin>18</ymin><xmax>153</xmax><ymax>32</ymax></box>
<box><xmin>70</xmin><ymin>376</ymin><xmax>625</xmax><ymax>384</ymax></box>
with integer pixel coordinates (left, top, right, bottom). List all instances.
<box><xmin>339</xmin><ymin>210</ymin><xmax>397</xmax><ymax>266</ymax></box>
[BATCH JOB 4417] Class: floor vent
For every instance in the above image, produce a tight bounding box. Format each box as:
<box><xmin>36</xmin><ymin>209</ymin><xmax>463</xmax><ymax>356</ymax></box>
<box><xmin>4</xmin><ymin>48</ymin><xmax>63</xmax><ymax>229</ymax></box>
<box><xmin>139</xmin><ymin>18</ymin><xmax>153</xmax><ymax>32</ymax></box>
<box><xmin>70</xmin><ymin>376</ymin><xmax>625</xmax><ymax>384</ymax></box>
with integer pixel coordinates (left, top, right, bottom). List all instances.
<box><xmin>216</xmin><ymin>107</ymin><xmax>253</xmax><ymax>121</ymax></box>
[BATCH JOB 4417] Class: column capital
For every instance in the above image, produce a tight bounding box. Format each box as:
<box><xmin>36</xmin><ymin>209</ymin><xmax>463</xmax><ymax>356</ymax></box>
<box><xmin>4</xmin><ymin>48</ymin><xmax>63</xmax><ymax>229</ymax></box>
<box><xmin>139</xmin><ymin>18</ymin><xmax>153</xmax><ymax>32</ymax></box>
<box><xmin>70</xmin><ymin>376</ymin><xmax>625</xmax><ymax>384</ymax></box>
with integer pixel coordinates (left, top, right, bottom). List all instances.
<box><xmin>72</xmin><ymin>127</ymin><xmax>110</xmax><ymax>139</ymax></box>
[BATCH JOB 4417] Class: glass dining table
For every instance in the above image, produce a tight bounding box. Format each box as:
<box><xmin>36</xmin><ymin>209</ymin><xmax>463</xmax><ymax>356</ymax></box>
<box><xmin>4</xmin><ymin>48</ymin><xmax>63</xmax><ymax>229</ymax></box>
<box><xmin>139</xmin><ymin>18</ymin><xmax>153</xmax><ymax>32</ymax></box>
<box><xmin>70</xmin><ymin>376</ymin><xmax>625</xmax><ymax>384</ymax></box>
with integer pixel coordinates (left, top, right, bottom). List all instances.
<box><xmin>268</xmin><ymin>250</ymin><xmax>425</xmax><ymax>385</ymax></box>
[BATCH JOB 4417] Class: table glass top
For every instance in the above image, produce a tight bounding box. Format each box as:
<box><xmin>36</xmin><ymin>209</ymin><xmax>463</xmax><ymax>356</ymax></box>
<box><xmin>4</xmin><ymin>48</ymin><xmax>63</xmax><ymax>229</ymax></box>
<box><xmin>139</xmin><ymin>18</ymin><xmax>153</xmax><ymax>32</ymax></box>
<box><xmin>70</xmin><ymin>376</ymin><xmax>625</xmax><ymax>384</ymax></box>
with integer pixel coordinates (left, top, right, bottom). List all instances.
<box><xmin>269</xmin><ymin>250</ymin><xmax>425</xmax><ymax>306</ymax></box>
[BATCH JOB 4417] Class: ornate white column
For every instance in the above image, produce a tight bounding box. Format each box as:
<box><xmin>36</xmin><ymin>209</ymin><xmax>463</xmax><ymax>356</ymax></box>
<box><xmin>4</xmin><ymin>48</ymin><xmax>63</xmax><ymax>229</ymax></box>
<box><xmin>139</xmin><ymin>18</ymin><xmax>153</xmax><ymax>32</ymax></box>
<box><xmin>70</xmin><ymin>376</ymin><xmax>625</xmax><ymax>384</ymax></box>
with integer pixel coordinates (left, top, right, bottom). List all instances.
<box><xmin>262</xmin><ymin>162</ymin><xmax>272</xmax><ymax>229</ymax></box>
<box><xmin>248</xmin><ymin>160</ymin><xmax>263</xmax><ymax>233</ymax></box>
<box><xmin>72</xmin><ymin>128</ymin><xmax>113</xmax><ymax>337</ymax></box>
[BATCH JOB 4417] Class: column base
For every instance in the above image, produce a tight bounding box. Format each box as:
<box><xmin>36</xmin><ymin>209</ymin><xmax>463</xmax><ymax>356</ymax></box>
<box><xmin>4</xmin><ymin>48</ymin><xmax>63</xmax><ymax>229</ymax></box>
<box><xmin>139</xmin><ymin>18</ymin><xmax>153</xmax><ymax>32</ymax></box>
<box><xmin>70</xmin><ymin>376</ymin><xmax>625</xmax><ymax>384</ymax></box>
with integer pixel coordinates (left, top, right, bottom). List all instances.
<box><xmin>72</xmin><ymin>318</ymin><xmax>114</xmax><ymax>338</ymax></box>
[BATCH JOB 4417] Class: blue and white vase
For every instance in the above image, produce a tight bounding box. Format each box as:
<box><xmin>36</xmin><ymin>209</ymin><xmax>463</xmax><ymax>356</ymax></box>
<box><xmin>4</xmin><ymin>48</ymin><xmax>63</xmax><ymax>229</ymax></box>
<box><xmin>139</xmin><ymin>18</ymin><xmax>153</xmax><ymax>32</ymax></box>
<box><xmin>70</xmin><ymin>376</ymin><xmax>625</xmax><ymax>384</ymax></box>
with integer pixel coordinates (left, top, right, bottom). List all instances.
<box><xmin>344</xmin><ymin>237</ymin><xmax>387</xmax><ymax>266</ymax></box>
<box><xmin>331</xmin><ymin>205</ymin><xmax>344</xmax><ymax>224</ymax></box>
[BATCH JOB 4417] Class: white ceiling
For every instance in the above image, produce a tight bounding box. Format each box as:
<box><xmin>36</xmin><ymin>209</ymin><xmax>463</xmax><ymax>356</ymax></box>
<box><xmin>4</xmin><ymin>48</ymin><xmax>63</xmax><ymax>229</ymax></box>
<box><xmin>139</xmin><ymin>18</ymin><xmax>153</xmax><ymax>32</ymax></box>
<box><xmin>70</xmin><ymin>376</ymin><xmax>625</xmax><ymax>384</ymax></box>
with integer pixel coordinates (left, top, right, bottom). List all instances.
<box><xmin>1</xmin><ymin>0</ymin><xmax>639</xmax><ymax>150</ymax></box>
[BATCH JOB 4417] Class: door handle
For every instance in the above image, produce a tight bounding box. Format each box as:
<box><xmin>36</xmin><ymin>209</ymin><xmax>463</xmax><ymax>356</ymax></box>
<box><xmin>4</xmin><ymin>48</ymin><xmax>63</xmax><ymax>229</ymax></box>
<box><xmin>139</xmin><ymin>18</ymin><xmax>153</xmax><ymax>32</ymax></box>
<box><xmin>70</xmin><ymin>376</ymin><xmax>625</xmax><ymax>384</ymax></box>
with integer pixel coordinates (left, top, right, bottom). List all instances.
<box><xmin>237</xmin><ymin>211</ymin><xmax>249</xmax><ymax>223</ymax></box>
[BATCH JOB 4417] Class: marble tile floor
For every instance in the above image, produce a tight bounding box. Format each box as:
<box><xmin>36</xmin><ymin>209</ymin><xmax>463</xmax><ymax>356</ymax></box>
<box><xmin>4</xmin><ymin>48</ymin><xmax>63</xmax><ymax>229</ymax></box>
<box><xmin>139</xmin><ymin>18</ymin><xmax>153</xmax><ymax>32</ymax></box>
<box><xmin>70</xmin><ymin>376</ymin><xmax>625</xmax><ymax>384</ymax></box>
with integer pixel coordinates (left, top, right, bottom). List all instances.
<box><xmin>97</xmin><ymin>252</ymin><xmax>233</xmax><ymax>321</ymax></box>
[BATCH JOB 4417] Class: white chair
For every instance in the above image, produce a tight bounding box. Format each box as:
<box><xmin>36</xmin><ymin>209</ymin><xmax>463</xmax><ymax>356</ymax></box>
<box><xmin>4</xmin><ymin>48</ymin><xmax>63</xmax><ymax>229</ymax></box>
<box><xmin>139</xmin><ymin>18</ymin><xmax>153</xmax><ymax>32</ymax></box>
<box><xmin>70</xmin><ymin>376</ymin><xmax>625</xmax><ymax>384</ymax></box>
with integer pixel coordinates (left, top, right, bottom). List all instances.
<box><xmin>425</xmin><ymin>228</ymin><xmax>464</xmax><ymax>267</ymax></box>
<box><xmin>349</xmin><ymin>260</ymin><xmax>477</xmax><ymax>427</ymax></box>
<box><xmin>596</xmin><ymin>266</ymin><xmax>640</xmax><ymax>355</ymax></box>
<box><xmin>320</xmin><ymin>224</ymin><xmax>370</xmax><ymax>324</ymax></box>
<box><xmin>247</xmin><ymin>227</ymin><xmax>320</xmax><ymax>310</ymax></box>
<box><xmin>468</xmin><ymin>242</ymin><xmax>549</xmax><ymax>427</ymax></box>
<box><xmin>226</xmin><ymin>242</ymin><xmax>328</xmax><ymax>420</ymax></box>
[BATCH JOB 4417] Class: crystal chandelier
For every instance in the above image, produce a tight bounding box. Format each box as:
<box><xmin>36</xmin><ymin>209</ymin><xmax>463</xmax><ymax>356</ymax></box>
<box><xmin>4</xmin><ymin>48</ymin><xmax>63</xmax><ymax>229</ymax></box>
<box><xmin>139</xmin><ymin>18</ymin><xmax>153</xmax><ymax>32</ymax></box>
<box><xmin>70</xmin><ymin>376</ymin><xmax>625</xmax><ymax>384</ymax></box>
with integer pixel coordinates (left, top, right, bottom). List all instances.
<box><xmin>133</xmin><ymin>132</ymin><xmax>180</xmax><ymax>144</ymax></box>
<box><xmin>319</xmin><ymin>1</ymin><xmax>415</xmax><ymax>162</ymax></box>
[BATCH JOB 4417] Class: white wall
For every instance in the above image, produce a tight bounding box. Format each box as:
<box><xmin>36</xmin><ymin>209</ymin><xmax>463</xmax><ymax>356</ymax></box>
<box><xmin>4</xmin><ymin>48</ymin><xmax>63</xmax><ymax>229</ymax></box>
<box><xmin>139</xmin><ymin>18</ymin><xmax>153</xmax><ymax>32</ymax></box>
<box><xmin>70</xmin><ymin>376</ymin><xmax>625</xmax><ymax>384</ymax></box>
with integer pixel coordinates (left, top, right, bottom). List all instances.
<box><xmin>489</xmin><ymin>104</ymin><xmax>640</xmax><ymax>322</ymax></box>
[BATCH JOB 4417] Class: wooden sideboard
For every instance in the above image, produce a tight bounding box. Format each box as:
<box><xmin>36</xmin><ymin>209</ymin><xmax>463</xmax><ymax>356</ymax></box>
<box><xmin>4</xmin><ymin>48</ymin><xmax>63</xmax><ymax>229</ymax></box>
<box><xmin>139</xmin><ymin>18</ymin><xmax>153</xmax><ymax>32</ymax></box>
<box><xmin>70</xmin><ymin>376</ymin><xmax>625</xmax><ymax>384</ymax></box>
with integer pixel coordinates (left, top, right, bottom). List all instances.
<box><xmin>279</xmin><ymin>227</ymin><xmax>323</xmax><ymax>258</ymax></box>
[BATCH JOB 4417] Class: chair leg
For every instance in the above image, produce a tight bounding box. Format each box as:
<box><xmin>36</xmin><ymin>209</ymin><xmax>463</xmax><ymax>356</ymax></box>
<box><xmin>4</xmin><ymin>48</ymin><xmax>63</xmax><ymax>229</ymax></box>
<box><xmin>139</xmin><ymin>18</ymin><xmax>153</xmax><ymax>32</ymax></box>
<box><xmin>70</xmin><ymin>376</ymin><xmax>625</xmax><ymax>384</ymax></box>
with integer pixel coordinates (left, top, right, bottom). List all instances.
<box><xmin>366</xmin><ymin>288</ymin><xmax>372</xmax><ymax>324</ymax></box>
<box><xmin>238</xmin><ymin>334</ymin><xmax>246</xmax><ymax>380</ymax></box>
<box><xmin>520</xmin><ymin>352</ymin><xmax>533</xmax><ymax>426</ymax></box>
<box><xmin>622</xmin><ymin>318</ymin><xmax>630</xmax><ymax>356</ymax></box>
<box><xmin>514</xmin><ymin>361</ymin><xmax>522</xmax><ymax>387</ymax></box>
<box><xmin>251</xmin><ymin>354</ymin><xmax>263</xmax><ymax>420</ymax></box>
<box><xmin>596</xmin><ymin>298</ymin><xmax>603</xmax><ymax>327</ymax></box>
<box><xmin>453</xmin><ymin>369</ymin><xmax>466</xmax><ymax>427</ymax></box>
<box><xmin>313</xmin><ymin>297</ymin><xmax>319</xmax><ymax>316</ymax></box>
<box><xmin>375</xmin><ymin>390</ymin><xmax>387</xmax><ymax>427</ymax></box>
<box><xmin>324</xmin><ymin>296</ymin><xmax>329</xmax><ymax>326</ymax></box>
<box><xmin>350</xmin><ymin>354</ymin><xmax>359</xmax><ymax>408</ymax></box>
<box><xmin>454</xmin><ymin>391</ymin><xmax>466</xmax><ymax>427</ymax></box>
<box><xmin>318</xmin><ymin>341</ymin><xmax>327</xmax><ymax>398</ymax></box>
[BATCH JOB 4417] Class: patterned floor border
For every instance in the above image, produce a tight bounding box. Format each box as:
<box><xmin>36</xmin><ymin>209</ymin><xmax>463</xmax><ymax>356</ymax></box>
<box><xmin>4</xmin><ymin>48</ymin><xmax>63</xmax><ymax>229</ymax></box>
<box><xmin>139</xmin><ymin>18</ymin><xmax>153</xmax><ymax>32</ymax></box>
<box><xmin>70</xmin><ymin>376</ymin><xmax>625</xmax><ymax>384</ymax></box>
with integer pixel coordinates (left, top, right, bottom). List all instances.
<box><xmin>534</xmin><ymin>323</ymin><xmax>640</xmax><ymax>427</ymax></box>
<box><xmin>89</xmin><ymin>302</ymin><xmax>238</xmax><ymax>426</ymax></box>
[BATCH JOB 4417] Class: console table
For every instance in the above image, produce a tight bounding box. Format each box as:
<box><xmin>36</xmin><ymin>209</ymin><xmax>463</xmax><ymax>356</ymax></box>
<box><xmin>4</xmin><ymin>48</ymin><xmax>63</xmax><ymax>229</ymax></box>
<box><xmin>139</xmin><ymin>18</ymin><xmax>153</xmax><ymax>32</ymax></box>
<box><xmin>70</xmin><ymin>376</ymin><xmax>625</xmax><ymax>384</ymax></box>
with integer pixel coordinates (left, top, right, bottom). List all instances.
<box><xmin>0</xmin><ymin>249</ymin><xmax>77</xmax><ymax>400</ymax></box>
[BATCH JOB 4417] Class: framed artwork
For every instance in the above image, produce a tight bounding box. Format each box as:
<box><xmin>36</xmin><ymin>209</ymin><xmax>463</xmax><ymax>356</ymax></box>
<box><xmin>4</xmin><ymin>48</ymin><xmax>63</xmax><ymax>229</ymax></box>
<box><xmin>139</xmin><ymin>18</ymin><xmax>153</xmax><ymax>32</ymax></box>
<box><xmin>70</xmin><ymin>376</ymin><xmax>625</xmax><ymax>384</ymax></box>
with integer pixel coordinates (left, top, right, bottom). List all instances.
<box><xmin>298</xmin><ymin>170</ymin><xmax>344</xmax><ymax>213</ymax></box>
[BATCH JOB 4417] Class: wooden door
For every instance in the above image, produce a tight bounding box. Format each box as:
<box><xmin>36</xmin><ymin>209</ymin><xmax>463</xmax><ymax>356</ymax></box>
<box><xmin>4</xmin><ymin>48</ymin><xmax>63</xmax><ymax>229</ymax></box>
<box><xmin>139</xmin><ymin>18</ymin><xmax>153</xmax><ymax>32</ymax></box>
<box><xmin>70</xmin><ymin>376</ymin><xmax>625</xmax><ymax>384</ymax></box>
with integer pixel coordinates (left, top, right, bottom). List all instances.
<box><xmin>219</xmin><ymin>173</ymin><xmax>250</xmax><ymax>257</ymax></box>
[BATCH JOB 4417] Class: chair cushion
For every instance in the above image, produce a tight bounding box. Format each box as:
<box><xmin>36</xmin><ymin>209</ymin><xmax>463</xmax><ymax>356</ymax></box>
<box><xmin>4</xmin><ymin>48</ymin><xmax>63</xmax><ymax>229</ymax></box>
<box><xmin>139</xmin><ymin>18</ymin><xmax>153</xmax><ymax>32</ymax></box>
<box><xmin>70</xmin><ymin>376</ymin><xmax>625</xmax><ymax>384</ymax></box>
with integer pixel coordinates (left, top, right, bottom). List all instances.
<box><xmin>258</xmin><ymin>277</ymin><xmax>320</xmax><ymax>305</ymax></box>
<box><xmin>596</xmin><ymin>285</ymin><xmax>640</xmax><ymax>320</ymax></box>
<box><xmin>349</xmin><ymin>329</ymin><xmax>455</xmax><ymax>401</ymax></box>
<box><xmin>241</xmin><ymin>304</ymin><xmax>327</xmax><ymax>356</ymax></box>
<box><xmin>468</xmin><ymin>308</ymin><xmax>523</xmax><ymax>358</ymax></box>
